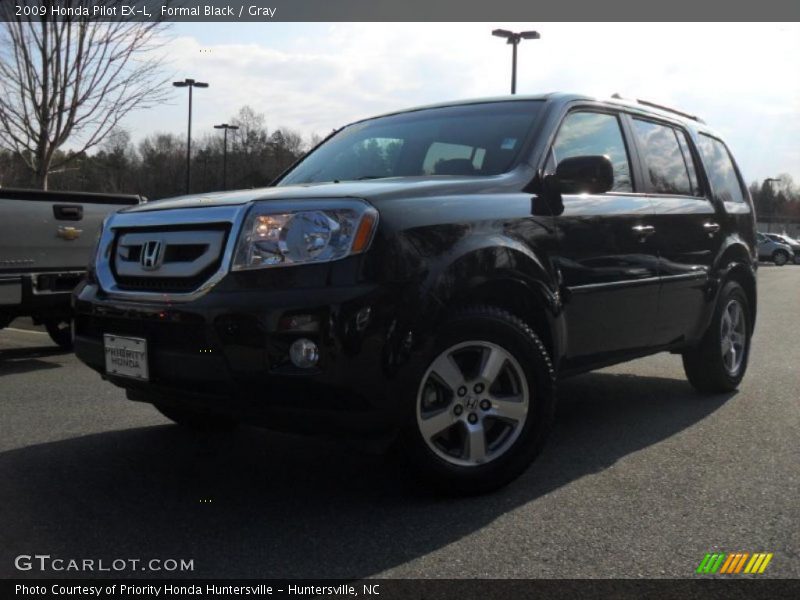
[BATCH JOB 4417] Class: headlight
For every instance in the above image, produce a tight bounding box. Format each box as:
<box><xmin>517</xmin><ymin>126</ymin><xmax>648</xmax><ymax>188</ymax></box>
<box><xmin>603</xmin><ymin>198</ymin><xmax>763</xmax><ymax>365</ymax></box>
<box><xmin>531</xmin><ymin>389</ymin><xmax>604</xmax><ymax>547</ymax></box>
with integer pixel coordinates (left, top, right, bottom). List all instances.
<box><xmin>232</xmin><ymin>199</ymin><xmax>378</xmax><ymax>271</ymax></box>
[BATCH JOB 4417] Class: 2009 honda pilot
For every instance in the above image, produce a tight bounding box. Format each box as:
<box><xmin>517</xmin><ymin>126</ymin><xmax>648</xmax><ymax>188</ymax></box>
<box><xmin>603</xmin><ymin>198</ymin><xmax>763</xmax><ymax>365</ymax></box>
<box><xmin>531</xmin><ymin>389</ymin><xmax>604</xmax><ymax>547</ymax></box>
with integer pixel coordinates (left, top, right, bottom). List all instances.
<box><xmin>74</xmin><ymin>93</ymin><xmax>758</xmax><ymax>493</ymax></box>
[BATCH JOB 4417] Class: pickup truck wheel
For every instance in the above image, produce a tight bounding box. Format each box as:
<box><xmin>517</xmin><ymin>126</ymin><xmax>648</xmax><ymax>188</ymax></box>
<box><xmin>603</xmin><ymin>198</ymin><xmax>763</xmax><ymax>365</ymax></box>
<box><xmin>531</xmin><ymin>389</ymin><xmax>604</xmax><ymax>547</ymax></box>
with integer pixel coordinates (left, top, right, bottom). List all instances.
<box><xmin>44</xmin><ymin>319</ymin><xmax>73</xmax><ymax>350</ymax></box>
<box><xmin>772</xmin><ymin>250</ymin><xmax>789</xmax><ymax>266</ymax></box>
<box><xmin>402</xmin><ymin>306</ymin><xmax>555</xmax><ymax>495</ymax></box>
<box><xmin>682</xmin><ymin>280</ymin><xmax>751</xmax><ymax>393</ymax></box>
<box><xmin>153</xmin><ymin>403</ymin><xmax>238</xmax><ymax>432</ymax></box>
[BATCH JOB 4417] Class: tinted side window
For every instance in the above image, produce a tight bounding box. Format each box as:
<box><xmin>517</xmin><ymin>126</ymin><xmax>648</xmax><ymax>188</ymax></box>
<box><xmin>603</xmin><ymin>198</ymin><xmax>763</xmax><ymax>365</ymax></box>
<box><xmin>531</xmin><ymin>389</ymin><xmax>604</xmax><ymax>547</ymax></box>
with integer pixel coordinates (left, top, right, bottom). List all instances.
<box><xmin>675</xmin><ymin>130</ymin><xmax>702</xmax><ymax>196</ymax></box>
<box><xmin>631</xmin><ymin>119</ymin><xmax>695</xmax><ymax>196</ymax></box>
<box><xmin>697</xmin><ymin>135</ymin><xmax>745</xmax><ymax>203</ymax></box>
<box><xmin>552</xmin><ymin>111</ymin><xmax>633</xmax><ymax>192</ymax></box>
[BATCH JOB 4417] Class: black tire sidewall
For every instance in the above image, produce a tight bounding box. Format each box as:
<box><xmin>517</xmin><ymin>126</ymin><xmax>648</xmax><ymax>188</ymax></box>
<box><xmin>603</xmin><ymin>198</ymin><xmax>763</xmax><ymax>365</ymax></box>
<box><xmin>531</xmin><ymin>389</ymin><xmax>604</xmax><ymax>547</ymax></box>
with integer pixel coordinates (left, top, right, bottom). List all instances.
<box><xmin>773</xmin><ymin>251</ymin><xmax>788</xmax><ymax>266</ymax></box>
<box><xmin>400</xmin><ymin>308</ymin><xmax>555</xmax><ymax>493</ymax></box>
<box><xmin>707</xmin><ymin>281</ymin><xmax>751</xmax><ymax>388</ymax></box>
<box><xmin>45</xmin><ymin>319</ymin><xmax>73</xmax><ymax>350</ymax></box>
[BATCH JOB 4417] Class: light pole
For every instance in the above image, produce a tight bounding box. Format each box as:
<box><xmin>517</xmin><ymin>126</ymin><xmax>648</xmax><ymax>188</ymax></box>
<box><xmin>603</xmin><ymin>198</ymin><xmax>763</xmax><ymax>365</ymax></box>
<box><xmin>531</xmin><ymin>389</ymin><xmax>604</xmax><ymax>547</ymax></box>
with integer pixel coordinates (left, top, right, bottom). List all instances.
<box><xmin>213</xmin><ymin>123</ymin><xmax>239</xmax><ymax>190</ymax></box>
<box><xmin>764</xmin><ymin>178</ymin><xmax>781</xmax><ymax>232</ymax></box>
<box><xmin>173</xmin><ymin>78</ymin><xmax>209</xmax><ymax>194</ymax></box>
<box><xmin>491</xmin><ymin>29</ymin><xmax>540</xmax><ymax>94</ymax></box>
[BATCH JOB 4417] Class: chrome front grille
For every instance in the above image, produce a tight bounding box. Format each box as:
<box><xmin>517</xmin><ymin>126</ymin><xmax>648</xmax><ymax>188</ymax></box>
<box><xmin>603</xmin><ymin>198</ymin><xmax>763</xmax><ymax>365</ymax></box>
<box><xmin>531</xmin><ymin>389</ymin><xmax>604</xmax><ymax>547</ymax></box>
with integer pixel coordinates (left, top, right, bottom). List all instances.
<box><xmin>96</xmin><ymin>204</ymin><xmax>251</xmax><ymax>302</ymax></box>
<box><xmin>114</xmin><ymin>229</ymin><xmax>227</xmax><ymax>279</ymax></box>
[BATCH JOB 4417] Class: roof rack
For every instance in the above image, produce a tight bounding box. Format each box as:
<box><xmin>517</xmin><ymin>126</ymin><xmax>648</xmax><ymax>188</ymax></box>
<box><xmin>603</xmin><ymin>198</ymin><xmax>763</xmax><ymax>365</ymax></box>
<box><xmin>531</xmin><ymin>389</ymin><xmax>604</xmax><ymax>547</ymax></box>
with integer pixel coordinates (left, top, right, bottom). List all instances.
<box><xmin>610</xmin><ymin>94</ymin><xmax>705</xmax><ymax>124</ymax></box>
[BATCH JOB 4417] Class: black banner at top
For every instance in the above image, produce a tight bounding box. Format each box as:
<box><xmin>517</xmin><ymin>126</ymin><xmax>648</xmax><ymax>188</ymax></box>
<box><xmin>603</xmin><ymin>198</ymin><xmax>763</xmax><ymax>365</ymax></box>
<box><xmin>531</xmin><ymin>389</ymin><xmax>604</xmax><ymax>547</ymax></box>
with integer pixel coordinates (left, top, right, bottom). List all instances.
<box><xmin>1</xmin><ymin>0</ymin><xmax>799</xmax><ymax>22</ymax></box>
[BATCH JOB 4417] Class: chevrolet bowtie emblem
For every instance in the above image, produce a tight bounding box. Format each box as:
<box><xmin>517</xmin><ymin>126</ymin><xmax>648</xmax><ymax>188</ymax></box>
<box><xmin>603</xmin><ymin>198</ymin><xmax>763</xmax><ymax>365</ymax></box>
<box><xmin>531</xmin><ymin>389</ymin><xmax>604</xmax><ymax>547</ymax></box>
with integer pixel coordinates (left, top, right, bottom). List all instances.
<box><xmin>57</xmin><ymin>226</ymin><xmax>82</xmax><ymax>241</ymax></box>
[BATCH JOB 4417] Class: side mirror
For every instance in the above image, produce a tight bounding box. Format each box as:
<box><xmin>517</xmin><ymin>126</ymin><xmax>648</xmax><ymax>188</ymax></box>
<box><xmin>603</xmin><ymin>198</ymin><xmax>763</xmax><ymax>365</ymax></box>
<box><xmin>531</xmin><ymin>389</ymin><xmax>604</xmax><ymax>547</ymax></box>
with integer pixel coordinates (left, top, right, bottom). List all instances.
<box><xmin>554</xmin><ymin>155</ymin><xmax>614</xmax><ymax>195</ymax></box>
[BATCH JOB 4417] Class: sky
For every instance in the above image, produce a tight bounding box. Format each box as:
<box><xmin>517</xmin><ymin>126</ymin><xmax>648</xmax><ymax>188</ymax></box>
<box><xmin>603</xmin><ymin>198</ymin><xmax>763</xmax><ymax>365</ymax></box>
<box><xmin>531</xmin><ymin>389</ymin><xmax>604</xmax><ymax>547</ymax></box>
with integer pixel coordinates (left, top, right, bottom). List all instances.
<box><xmin>119</xmin><ymin>22</ymin><xmax>800</xmax><ymax>185</ymax></box>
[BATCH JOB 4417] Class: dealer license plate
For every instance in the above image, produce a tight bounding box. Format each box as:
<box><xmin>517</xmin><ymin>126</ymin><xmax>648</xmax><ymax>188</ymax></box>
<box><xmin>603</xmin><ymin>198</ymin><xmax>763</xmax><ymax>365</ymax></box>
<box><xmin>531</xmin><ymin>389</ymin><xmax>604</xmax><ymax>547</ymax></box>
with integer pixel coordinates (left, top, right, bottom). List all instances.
<box><xmin>104</xmin><ymin>334</ymin><xmax>149</xmax><ymax>381</ymax></box>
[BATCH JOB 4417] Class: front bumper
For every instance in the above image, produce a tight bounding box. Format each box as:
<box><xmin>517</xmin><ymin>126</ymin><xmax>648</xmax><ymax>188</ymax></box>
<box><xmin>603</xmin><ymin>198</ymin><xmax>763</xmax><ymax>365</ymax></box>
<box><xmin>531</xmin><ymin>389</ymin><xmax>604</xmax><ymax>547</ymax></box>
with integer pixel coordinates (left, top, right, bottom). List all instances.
<box><xmin>1</xmin><ymin>270</ymin><xmax>84</xmax><ymax>320</ymax></box>
<box><xmin>73</xmin><ymin>275</ymin><xmax>414</xmax><ymax>436</ymax></box>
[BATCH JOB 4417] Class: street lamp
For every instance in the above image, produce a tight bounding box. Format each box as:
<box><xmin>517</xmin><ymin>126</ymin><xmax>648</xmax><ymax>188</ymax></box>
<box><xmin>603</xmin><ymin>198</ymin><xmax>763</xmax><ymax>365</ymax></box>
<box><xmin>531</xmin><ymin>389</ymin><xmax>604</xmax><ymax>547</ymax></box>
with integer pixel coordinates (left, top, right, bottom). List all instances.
<box><xmin>764</xmin><ymin>178</ymin><xmax>781</xmax><ymax>232</ymax></box>
<box><xmin>173</xmin><ymin>78</ymin><xmax>209</xmax><ymax>194</ymax></box>
<box><xmin>213</xmin><ymin>123</ymin><xmax>239</xmax><ymax>190</ymax></box>
<box><xmin>491</xmin><ymin>29</ymin><xmax>540</xmax><ymax>95</ymax></box>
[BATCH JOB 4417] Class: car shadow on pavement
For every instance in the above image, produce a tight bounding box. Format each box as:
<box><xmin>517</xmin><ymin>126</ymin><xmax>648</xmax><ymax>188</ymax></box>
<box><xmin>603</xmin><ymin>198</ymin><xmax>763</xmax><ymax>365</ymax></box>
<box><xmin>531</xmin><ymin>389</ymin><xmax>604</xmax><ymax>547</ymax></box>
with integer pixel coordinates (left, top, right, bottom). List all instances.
<box><xmin>0</xmin><ymin>371</ymin><xmax>732</xmax><ymax>579</ymax></box>
<box><xmin>0</xmin><ymin>346</ymin><xmax>67</xmax><ymax>376</ymax></box>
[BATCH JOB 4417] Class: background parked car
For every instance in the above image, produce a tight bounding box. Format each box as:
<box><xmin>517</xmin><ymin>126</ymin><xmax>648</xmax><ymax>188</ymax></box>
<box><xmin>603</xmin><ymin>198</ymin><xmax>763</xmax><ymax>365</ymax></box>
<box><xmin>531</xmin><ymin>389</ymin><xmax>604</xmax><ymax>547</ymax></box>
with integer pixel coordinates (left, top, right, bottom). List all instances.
<box><xmin>765</xmin><ymin>233</ymin><xmax>800</xmax><ymax>264</ymax></box>
<box><xmin>757</xmin><ymin>232</ymin><xmax>795</xmax><ymax>266</ymax></box>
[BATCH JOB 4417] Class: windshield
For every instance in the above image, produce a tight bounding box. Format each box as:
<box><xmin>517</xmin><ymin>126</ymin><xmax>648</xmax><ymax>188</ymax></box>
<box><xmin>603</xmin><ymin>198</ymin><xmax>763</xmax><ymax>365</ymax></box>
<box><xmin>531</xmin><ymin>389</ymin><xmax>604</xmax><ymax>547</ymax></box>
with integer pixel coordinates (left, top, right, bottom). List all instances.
<box><xmin>278</xmin><ymin>101</ymin><xmax>543</xmax><ymax>185</ymax></box>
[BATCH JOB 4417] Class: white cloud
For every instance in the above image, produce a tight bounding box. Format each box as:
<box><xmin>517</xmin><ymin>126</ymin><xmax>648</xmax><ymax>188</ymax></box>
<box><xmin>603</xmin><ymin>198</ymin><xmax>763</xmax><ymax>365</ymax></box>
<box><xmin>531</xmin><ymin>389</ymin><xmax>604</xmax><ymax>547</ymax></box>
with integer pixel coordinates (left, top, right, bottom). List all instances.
<box><xmin>120</xmin><ymin>22</ymin><xmax>800</xmax><ymax>182</ymax></box>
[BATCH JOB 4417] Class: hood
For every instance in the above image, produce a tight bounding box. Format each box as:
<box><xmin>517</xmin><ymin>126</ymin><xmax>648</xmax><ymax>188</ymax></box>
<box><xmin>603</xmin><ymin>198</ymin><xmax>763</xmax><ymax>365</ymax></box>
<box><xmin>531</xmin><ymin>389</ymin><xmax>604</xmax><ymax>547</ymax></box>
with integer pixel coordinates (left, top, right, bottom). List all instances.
<box><xmin>120</xmin><ymin>175</ymin><xmax>521</xmax><ymax>213</ymax></box>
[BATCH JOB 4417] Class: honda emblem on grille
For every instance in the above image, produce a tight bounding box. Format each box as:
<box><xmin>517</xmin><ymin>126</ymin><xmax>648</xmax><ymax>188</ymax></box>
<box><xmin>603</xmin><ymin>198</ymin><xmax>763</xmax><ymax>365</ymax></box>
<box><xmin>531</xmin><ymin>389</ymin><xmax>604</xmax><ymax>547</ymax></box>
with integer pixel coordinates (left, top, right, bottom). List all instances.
<box><xmin>140</xmin><ymin>240</ymin><xmax>164</xmax><ymax>270</ymax></box>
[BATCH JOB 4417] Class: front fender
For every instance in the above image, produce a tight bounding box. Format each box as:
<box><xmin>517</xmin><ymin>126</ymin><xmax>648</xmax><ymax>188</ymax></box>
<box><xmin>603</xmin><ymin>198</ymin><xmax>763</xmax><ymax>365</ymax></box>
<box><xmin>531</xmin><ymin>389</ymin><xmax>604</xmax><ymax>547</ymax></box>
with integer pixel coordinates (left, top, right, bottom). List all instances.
<box><xmin>397</xmin><ymin>226</ymin><xmax>563</xmax><ymax>361</ymax></box>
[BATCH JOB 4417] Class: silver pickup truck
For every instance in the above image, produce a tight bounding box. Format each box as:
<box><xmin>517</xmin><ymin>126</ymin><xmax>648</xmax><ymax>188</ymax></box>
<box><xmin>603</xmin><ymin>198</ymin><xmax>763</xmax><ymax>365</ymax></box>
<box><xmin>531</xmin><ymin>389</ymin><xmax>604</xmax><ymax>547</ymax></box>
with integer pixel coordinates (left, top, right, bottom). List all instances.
<box><xmin>1</xmin><ymin>188</ymin><xmax>141</xmax><ymax>348</ymax></box>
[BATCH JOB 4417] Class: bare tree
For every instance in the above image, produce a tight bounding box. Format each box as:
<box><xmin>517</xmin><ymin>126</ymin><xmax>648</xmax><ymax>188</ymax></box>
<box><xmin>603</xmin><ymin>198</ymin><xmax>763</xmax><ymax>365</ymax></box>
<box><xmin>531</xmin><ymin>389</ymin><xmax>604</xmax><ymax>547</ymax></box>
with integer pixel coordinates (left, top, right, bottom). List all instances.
<box><xmin>230</xmin><ymin>105</ymin><xmax>268</xmax><ymax>155</ymax></box>
<box><xmin>0</xmin><ymin>1</ymin><xmax>170</xmax><ymax>189</ymax></box>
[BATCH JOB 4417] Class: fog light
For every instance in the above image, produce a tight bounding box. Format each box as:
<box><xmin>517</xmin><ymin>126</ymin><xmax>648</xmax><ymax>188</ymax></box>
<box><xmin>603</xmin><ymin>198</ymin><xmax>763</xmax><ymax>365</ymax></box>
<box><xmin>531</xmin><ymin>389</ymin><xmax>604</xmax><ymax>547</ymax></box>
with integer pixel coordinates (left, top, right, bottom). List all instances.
<box><xmin>289</xmin><ymin>338</ymin><xmax>319</xmax><ymax>368</ymax></box>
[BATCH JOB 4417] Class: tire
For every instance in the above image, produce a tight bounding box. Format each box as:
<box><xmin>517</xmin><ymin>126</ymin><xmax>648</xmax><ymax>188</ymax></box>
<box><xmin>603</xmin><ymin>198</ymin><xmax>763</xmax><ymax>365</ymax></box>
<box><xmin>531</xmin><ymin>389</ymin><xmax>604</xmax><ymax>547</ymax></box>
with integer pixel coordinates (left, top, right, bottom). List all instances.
<box><xmin>45</xmin><ymin>319</ymin><xmax>73</xmax><ymax>350</ymax></box>
<box><xmin>682</xmin><ymin>280</ymin><xmax>751</xmax><ymax>394</ymax></box>
<box><xmin>772</xmin><ymin>250</ymin><xmax>788</xmax><ymax>266</ymax></box>
<box><xmin>153</xmin><ymin>402</ymin><xmax>238</xmax><ymax>432</ymax></box>
<box><xmin>400</xmin><ymin>305</ymin><xmax>556</xmax><ymax>495</ymax></box>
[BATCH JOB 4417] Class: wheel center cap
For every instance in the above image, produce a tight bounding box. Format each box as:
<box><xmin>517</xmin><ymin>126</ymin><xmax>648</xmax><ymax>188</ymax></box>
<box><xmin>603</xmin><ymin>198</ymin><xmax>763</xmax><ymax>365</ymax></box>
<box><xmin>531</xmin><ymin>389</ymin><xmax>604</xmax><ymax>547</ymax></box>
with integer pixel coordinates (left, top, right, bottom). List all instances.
<box><xmin>465</xmin><ymin>396</ymin><xmax>479</xmax><ymax>410</ymax></box>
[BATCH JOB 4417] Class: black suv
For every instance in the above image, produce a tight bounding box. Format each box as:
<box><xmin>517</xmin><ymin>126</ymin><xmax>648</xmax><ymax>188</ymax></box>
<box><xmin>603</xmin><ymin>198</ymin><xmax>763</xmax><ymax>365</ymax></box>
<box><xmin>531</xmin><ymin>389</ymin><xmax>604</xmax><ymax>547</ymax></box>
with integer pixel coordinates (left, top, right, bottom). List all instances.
<box><xmin>74</xmin><ymin>93</ymin><xmax>757</xmax><ymax>493</ymax></box>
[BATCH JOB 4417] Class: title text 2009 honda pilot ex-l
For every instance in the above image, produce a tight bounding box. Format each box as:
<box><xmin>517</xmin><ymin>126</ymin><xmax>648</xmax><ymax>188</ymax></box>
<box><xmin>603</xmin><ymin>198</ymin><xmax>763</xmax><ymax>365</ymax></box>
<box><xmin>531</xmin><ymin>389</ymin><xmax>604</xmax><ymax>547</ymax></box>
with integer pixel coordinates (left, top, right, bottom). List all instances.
<box><xmin>74</xmin><ymin>93</ymin><xmax>758</xmax><ymax>494</ymax></box>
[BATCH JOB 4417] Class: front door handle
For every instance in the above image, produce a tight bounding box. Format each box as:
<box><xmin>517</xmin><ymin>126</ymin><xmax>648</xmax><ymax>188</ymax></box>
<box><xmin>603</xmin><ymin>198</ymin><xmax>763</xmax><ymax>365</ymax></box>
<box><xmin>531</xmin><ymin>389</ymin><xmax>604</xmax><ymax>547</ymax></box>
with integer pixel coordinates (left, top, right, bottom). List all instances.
<box><xmin>632</xmin><ymin>224</ymin><xmax>655</xmax><ymax>241</ymax></box>
<box><xmin>703</xmin><ymin>222</ymin><xmax>721</xmax><ymax>235</ymax></box>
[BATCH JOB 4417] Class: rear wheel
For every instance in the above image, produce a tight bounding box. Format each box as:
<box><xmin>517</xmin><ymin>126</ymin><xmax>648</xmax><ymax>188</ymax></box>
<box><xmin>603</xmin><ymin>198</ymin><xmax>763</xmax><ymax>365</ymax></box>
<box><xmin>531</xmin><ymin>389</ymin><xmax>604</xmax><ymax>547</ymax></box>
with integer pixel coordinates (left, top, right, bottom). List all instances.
<box><xmin>682</xmin><ymin>280</ymin><xmax>751</xmax><ymax>393</ymax></box>
<box><xmin>401</xmin><ymin>306</ymin><xmax>555</xmax><ymax>495</ymax></box>
<box><xmin>153</xmin><ymin>403</ymin><xmax>238</xmax><ymax>432</ymax></box>
<box><xmin>44</xmin><ymin>319</ymin><xmax>73</xmax><ymax>350</ymax></box>
<box><xmin>772</xmin><ymin>250</ymin><xmax>789</xmax><ymax>266</ymax></box>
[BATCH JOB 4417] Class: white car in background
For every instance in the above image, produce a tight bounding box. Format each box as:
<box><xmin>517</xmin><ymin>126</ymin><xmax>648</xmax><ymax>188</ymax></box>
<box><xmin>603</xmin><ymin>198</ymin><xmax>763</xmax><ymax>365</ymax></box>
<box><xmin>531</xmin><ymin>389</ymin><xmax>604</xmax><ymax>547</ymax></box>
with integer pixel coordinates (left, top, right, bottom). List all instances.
<box><xmin>757</xmin><ymin>232</ymin><xmax>795</xmax><ymax>266</ymax></box>
<box><xmin>765</xmin><ymin>233</ymin><xmax>800</xmax><ymax>264</ymax></box>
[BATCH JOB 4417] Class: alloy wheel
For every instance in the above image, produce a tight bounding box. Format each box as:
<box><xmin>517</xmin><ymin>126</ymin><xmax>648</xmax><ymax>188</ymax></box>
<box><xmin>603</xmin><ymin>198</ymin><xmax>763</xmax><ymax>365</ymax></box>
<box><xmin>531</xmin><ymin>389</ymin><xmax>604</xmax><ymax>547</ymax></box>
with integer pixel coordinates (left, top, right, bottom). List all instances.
<box><xmin>416</xmin><ymin>341</ymin><xmax>530</xmax><ymax>467</ymax></box>
<box><xmin>720</xmin><ymin>299</ymin><xmax>746</xmax><ymax>376</ymax></box>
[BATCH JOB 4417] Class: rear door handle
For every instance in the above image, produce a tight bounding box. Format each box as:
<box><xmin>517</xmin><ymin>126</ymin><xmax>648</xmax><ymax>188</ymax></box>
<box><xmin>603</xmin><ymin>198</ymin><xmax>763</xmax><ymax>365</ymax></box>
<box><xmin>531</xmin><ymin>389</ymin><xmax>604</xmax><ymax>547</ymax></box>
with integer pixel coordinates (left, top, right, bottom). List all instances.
<box><xmin>703</xmin><ymin>222</ymin><xmax>721</xmax><ymax>234</ymax></box>
<box><xmin>632</xmin><ymin>224</ymin><xmax>655</xmax><ymax>240</ymax></box>
<box><xmin>53</xmin><ymin>204</ymin><xmax>83</xmax><ymax>221</ymax></box>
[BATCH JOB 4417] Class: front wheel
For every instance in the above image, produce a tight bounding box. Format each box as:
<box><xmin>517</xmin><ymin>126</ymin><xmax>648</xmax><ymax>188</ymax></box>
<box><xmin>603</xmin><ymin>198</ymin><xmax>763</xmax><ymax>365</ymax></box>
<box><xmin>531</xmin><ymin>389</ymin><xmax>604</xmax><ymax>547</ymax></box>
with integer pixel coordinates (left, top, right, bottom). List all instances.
<box><xmin>682</xmin><ymin>280</ymin><xmax>751</xmax><ymax>393</ymax></box>
<box><xmin>44</xmin><ymin>319</ymin><xmax>73</xmax><ymax>350</ymax></box>
<box><xmin>401</xmin><ymin>306</ymin><xmax>556</xmax><ymax>495</ymax></box>
<box><xmin>772</xmin><ymin>250</ymin><xmax>789</xmax><ymax>266</ymax></box>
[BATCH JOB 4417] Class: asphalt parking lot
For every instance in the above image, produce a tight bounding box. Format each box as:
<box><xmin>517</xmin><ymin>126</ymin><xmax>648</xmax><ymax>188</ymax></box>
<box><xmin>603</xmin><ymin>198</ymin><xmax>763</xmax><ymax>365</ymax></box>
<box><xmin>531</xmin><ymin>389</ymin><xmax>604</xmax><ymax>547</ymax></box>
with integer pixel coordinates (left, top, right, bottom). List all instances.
<box><xmin>1</xmin><ymin>266</ymin><xmax>798</xmax><ymax>580</ymax></box>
